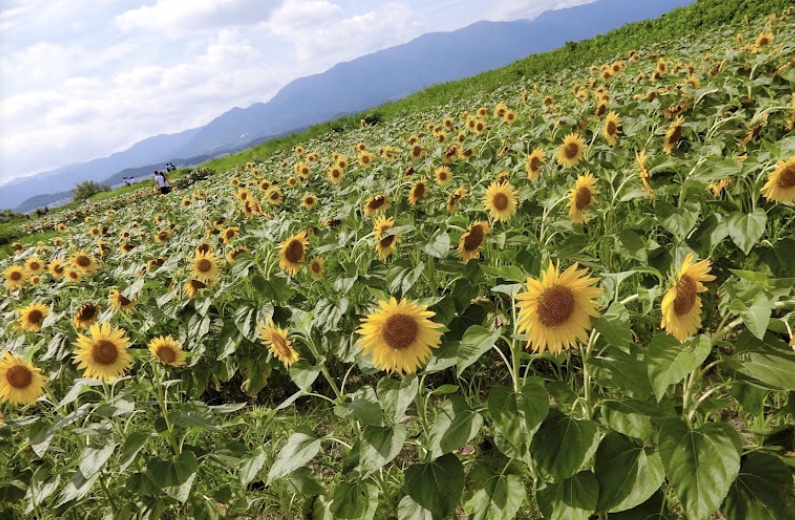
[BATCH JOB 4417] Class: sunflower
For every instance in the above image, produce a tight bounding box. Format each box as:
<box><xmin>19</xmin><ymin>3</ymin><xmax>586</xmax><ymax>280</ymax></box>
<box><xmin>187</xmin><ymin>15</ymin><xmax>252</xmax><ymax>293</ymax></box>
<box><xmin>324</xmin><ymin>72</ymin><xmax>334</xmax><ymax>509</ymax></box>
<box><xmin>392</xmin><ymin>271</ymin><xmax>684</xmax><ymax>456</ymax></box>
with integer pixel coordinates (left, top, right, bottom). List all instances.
<box><xmin>190</xmin><ymin>251</ymin><xmax>220</xmax><ymax>283</ymax></box>
<box><xmin>73</xmin><ymin>302</ymin><xmax>101</xmax><ymax>328</ymax></box>
<box><xmin>568</xmin><ymin>173</ymin><xmax>599</xmax><ymax>224</ymax></box>
<box><xmin>17</xmin><ymin>303</ymin><xmax>50</xmax><ymax>332</ymax></box>
<box><xmin>0</xmin><ymin>352</ymin><xmax>47</xmax><ymax>405</ymax></box>
<box><xmin>294</xmin><ymin>162</ymin><xmax>311</xmax><ymax>177</ymax></box>
<box><xmin>148</xmin><ymin>335</ymin><xmax>186</xmax><ymax>367</ymax></box>
<box><xmin>555</xmin><ymin>132</ymin><xmax>587</xmax><ymax>168</ymax></box>
<box><xmin>301</xmin><ymin>194</ymin><xmax>319</xmax><ymax>210</ymax></box>
<box><xmin>435</xmin><ymin>166</ymin><xmax>453</xmax><ymax>186</ymax></box>
<box><xmin>374</xmin><ymin>216</ymin><xmax>399</xmax><ymax>260</ymax></box>
<box><xmin>266</xmin><ymin>187</ymin><xmax>283</xmax><ymax>205</ymax></box>
<box><xmin>12</xmin><ymin>242</ymin><xmax>24</xmax><ymax>252</ymax></box>
<box><xmin>356</xmin><ymin>298</ymin><xmax>443</xmax><ymax>374</ymax></box>
<box><xmin>294</xmin><ymin>145</ymin><xmax>305</xmax><ymax>155</ymax></box>
<box><xmin>4</xmin><ymin>265</ymin><xmax>26</xmax><ymax>291</ymax></box>
<box><xmin>364</xmin><ymin>194</ymin><xmax>389</xmax><ymax>217</ymax></box>
<box><xmin>409</xmin><ymin>179</ymin><xmax>428</xmax><ymax>205</ymax></box>
<box><xmin>446</xmin><ymin>187</ymin><xmax>467</xmax><ymax>213</ymax></box>
<box><xmin>483</xmin><ymin>180</ymin><xmax>517</xmax><ymax>222</ymax></box>
<box><xmin>709</xmin><ymin>178</ymin><xmax>732</xmax><ymax>198</ymax></box>
<box><xmin>657</xmin><ymin>58</ymin><xmax>667</xmax><ymax>75</ymax></box>
<box><xmin>636</xmin><ymin>149</ymin><xmax>655</xmax><ymax>198</ymax></box>
<box><xmin>754</xmin><ymin>32</ymin><xmax>774</xmax><ymax>49</ymax></box>
<box><xmin>516</xmin><ymin>262</ymin><xmax>603</xmax><ymax>355</ymax></box>
<box><xmin>57</xmin><ymin>223</ymin><xmax>67</xmax><ymax>232</ymax></box>
<box><xmin>663</xmin><ymin>115</ymin><xmax>685</xmax><ymax>154</ymax></box>
<box><xmin>526</xmin><ymin>149</ymin><xmax>545</xmax><ymax>180</ymax></box>
<box><xmin>328</xmin><ymin>165</ymin><xmax>344</xmax><ymax>183</ymax></box>
<box><xmin>25</xmin><ymin>257</ymin><xmax>46</xmax><ymax>277</ymax></box>
<box><xmin>226</xmin><ymin>247</ymin><xmax>250</xmax><ymax>265</ymax></box>
<box><xmin>147</xmin><ymin>257</ymin><xmax>167</xmax><ymax>272</ymax></box>
<box><xmin>602</xmin><ymin>112</ymin><xmax>622</xmax><ymax>146</ymax></box>
<box><xmin>358</xmin><ymin>151</ymin><xmax>375</xmax><ymax>167</ymax></box>
<box><xmin>254</xmin><ymin>320</ymin><xmax>298</xmax><ymax>367</ymax></box>
<box><xmin>109</xmin><ymin>290</ymin><xmax>136</xmax><ymax>313</ymax></box>
<box><xmin>761</xmin><ymin>156</ymin><xmax>795</xmax><ymax>205</ymax></box>
<box><xmin>458</xmin><ymin>221</ymin><xmax>490</xmax><ymax>262</ymax></box>
<box><xmin>304</xmin><ymin>257</ymin><xmax>325</xmax><ymax>280</ymax></box>
<box><xmin>64</xmin><ymin>268</ymin><xmax>82</xmax><ymax>283</ymax></box>
<box><xmin>184</xmin><ymin>279</ymin><xmax>208</xmax><ymax>298</ymax></box>
<box><xmin>409</xmin><ymin>145</ymin><xmax>425</xmax><ymax>161</ymax></box>
<box><xmin>661</xmin><ymin>254</ymin><xmax>716</xmax><ymax>342</ymax></box>
<box><xmin>222</xmin><ymin>227</ymin><xmax>239</xmax><ymax>245</ymax></box>
<box><xmin>67</xmin><ymin>251</ymin><xmax>99</xmax><ymax>276</ymax></box>
<box><xmin>73</xmin><ymin>322</ymin><xmax>134</xmax><ymax>382</ymax></box>
<box><xmin>279</xmin><ymin>231</ymin><xmax>309</xmax><ymax>276</ymax></box>
<box><xmin>89</xmin><ymin>227</ymin><xmax>102</xmax><ymax>238</ymax></box>
<box><xmin>119</xmin><ymin>242</ymin><xmax>136</xmax><ymax>255</ymax></box>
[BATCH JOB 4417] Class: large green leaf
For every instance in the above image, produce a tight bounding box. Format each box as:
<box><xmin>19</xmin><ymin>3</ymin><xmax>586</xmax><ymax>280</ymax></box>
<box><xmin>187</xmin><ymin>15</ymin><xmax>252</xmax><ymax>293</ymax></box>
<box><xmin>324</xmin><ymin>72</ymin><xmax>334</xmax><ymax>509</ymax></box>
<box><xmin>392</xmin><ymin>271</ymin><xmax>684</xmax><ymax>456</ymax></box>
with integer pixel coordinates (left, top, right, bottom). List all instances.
<box><xmin>729</xmin><ymin>291</ymin><xmax>772</xmax><ymax>340</ymax></box>
<box><xmin>536</xmin><ymin>471</ymin><xmax>599</xmax><ymax>520</ymax></box>
<box><xmin>530</xmin><ymin>409</ymin><xmax>600</xmax><ymax>481</ymax></box>
<box><xmin>727</xmin><ymin>208</ymin><xmax>766</xmax><ymax>255</ymax></box>
<box><xmin>78</xmin><ymin>440</ymin><xmax>117</xmax><ymax>478</ymax></box>
<box><xmin>464</xmin><ymin>465</ymin><xmax>526</xmax><ymax>520</ymax></box>
<box><xmin>487</xmin><ymin>382</ymin><xmax>549</xmax><ymax>460</ymax></box>
<box><xmin>594</xmin><ymin>432</ymin><xmax>665</xmax><ymax>512</ymax></box>
<box><xmin>238</xmin><ymin>447</ymin><xmax>266</xmax><ymax>487</ymax></box>
<box><xmin>332</xmin><ymin>480</ymin><xmax>379</xmax><ymax>520</ymax></box>
<box><xmin>658</xmin><ymin>419</ymin><xmax>741</xmax><ymax>520</ymax></box>
<box><xmin>592</xmin><ymin>302</ymin><xmax>632</xmax><ymax>348</ymax></box>
<box><xmin>377</xmin><ymin>374</ymin><xmax>418</xmax><ymax>423</ymax></box>
<box><xmin>657</xmin><ymin>200</ymin><xmax>700</xmax><ymax>238</ymax></box>
<box><xmin>405</xmin><ymin>453</ymin><xmax>464</xmax><ymax>519</ymax></box>
<box><xmin>358</xmin><ymin>425</ymin><xmax>406</xmax><ymax>474</ymax></box>
<box><xmin>457</xmin><ymin>325</ymin><xmax>502</xmax><ymax>376</ymax></box>
<box><xmin>334</xmin><ymin>386</ymin><xmax>383</xmax><ymax>426</ymax></box>
<box><xmin>726</xmin><ymin>331</ymin><xmax>795</xmax><ymax>390</ymax></box>
<box><xmin>721</xmin><ymin>452</ymin><xmax>795</xmax><ymax>520</ymax></box>
<box><xmin>599</xmin><ymin>399</ymin><xmax>671</xmax><ymax>441</ymax></box>
<box><xmin>588</xmin><ymin>344</ymin><xmax>654</xmax><ymax>400</ymax></box>
<box><xmin>428</xmin><ymin>395</ymin><xmax>483</xmax><ymax>458</ymax></box>
<box><xmin>397</xmin><ymin>495</ymin><xmax>434</xmax><ymax>520</ymax></box>
<box><xmin>647</xmin><ymin>334</ymin><xmax>711</xmax><ymax>401</ymax></box>
<box><xmin>147</xmin><ymin>450</ymin><xmax>200</xmax><ymax>503</ymax></box>
<box><xmin>267</xmin><ymin>427</ymin><xmax>322</xmax><ymax>482</ymax></box>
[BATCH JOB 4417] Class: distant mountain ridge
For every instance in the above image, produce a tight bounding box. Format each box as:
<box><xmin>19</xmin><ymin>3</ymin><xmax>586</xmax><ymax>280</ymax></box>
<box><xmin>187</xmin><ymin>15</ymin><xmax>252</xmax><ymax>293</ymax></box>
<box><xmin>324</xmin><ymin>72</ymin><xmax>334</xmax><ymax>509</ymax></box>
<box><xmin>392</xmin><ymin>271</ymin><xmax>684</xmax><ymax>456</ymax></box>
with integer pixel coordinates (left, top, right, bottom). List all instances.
<box><xmin>1</xmin><ymin>0</ymin><xmax>694</xmax><ymax>212</ymax></box>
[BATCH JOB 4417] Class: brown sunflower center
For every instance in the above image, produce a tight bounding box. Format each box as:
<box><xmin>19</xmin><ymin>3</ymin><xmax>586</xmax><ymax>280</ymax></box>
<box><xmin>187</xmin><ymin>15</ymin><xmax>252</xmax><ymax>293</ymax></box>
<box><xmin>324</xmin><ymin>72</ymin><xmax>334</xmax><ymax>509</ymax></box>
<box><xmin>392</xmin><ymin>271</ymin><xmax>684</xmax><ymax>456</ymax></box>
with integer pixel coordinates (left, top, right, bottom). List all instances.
<box><xmin>6</xmin><ymin>365</ymin><xmax>33</xmax><ymax>389</ymax></box>
<box><xmin>27</xmin><ymin>309</ymin><xmax>44</xmax><ymax>324</ymax></box>
<box><xmin>463</xmin><ymin>225</ymin><xmax>485</xmax><ymax>251</ymax></box>
<box><xmin>382</xmin><ymin>314</ymin><xmax>417</xmax><ymax>350</ymax></box>
<box><xmin>777</xmin><ymin>164</ymin><xmax>795</xmax><ymax>189</ymax></box>
<box><xmin>673</xmin><ymin>275</ymin><xmax>698</xmax><ymax>316</ymax></box>
<box><xmin>438</xmin><ymin>172</ymin><xmax>448</xmax><ymax>181</ymax></box>
<box><xmin>285</xmin><ymin>240</ymin><xmax>304</xmax><ymax>263</ymax></box>
<box><xmin>29</xmin><ymin>262</ymin><xmax>41</xmax><ymax>271</ymax></box>
<box><xmin>492</xmin><ymin>193</ymin><xmax>509</xmax><ymax>211</ymax></box>
<box><xmin>414</xmin><ymin>183</ymin><xmax>426</xmax><ymax>197</ymax></box>
<box><xmin>270</xmin><ymin>191</ymin><xmax>280</xmax><ymax>200</ymax></box>
<box><xmin>564</xmin><ymin>142</ymin><xmax>580</xmax><ymax>159</ymax></box>
<box><xmin>530</xmin><ymin>157</ymin><xmax>541</xmax><ymax>171</ymax></box>
<box><xmin>538</xmin><ymin>285</ymin><xmax>576</xmax><ymax>327</ymax></box>
<box><xmin>92</xmin><ymin>340</ymin><xmax>119</xmax><ymax>365</ymax></box>
<box><xmin>311</xmin><ymin>261</ymin><xmax>322</xmax><ymax>274</ymax></box>
<box><xmin>607</xmin><ymin>121</ymin><xmax>617</xmax><ymax>136</ymax></box>
<box><xmin>196</xmin><ymin>259</ymin><xmax>212</xmax><ymax>272</ymax></box>
<box><xmin>77</xmin><ymin>304</ymin><xmax>97</xmax><ymax>321</ymax></box>
<box><xmin>53</xmin><ymin>264</ymin><xmax>64</xmax><ymax>274</ymax></box>
<box><xmin>117</xmin><ymin>293</ymin><xmax>132</xmax><ymax>306</ymax></box>
<box><xmin>668</xmin><ymin>126</ymin><xmax>682</xmax><ymax>144</ymax></box>
<box><xmin>10</xmin><ymin>270</ymin><xmax>22</xmax><ymax>281</ymax></box>
<box><xmin>190</xmin><ymin>280</ymin><xmax>207</xmax><ymax>290</ymax></box>
<box><xmin>379</xmin><ymin>235</ymin><xmax>396</xmax><ymax>248</ymax></box>
<box><xmin>271</xmin><ymin>334</ymin><xmax>292</xmax><ymax>357</ymax></box>
<box><xmin>575</xmin><ymin>187</ymin><xmax>593</xmax><ymax>210</ymax></box>
<box><xmin>369</xmin><ymin>197</ymin><xmax>385</xmax><ymax>211</ymax></box>
<box><xmin>156</xmin><ymin>346</ymin><xmax>176</xmax><ymax>364</ymax></box>
<box><xmin>225</xmin><ymin>230</ymin><xmax>235</xmax><ymax>240</ymax></box>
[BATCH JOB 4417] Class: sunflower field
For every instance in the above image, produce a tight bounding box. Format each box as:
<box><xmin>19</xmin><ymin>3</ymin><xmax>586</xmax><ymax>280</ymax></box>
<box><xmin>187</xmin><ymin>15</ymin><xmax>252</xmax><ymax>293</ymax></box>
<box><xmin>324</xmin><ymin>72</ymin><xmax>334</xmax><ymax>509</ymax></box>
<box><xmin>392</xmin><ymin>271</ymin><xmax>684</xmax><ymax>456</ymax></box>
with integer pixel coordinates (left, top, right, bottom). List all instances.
<box><xmin>2</xmin><ymin>4</ymin><xmax>795</xmax><ymax>520</ymax></box>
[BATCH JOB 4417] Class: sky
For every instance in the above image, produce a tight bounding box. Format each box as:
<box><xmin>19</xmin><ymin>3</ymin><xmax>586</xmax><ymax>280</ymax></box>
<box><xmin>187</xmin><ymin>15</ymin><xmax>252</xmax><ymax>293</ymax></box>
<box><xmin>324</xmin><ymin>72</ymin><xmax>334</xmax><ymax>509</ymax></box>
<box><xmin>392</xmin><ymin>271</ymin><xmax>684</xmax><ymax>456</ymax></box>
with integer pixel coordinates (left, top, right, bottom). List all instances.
<box><xmin>0</xmin><ymin>0</ymin><xmax>596</xmax><ymax>187</ymax></box>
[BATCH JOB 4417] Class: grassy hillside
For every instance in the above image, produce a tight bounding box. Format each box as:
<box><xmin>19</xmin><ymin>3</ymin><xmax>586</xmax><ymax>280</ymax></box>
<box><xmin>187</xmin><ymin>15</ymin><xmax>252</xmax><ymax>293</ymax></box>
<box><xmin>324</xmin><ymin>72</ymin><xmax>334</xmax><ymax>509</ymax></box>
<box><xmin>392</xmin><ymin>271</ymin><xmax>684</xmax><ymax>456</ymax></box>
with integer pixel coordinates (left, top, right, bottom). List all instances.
<box><xmin>1</xmin><ymin>0</ymin><xmax>794</xmax><ymax>518</ymax></box>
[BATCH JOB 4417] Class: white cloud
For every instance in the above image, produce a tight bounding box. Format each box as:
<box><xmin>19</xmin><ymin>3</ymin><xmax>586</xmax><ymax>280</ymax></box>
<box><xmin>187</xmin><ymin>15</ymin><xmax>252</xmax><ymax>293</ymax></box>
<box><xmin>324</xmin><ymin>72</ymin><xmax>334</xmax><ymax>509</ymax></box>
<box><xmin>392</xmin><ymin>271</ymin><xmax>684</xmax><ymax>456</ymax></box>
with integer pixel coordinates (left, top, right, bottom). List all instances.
<box><xmin>485</xmin><ymin>0</ymin><xmax>598</xmax><ymax>21</ymax></box>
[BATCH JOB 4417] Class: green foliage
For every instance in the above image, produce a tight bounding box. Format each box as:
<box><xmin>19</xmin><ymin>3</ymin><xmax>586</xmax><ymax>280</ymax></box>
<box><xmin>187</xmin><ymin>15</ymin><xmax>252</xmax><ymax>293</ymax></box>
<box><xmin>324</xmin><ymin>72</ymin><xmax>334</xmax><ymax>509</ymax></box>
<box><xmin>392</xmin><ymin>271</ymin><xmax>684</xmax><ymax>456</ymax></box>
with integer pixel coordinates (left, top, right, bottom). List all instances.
<box><xmin>72</xmin><ymin>180</ymin><xmax>111</xmax><ymax>202</ymax></box>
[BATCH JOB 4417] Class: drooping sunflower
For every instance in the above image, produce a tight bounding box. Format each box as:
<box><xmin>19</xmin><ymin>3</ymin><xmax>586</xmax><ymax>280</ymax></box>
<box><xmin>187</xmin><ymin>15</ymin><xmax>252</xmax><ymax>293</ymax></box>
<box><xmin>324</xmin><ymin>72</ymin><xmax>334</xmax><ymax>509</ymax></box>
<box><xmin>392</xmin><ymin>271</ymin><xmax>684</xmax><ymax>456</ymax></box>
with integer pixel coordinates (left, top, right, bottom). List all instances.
<box><xmin>69</xmin><ymin>250</ymin><xmax>100</xmax><ymax>276</ymax></box>
<box><xmin>662</xmin><ymin>115</ymin><xmax>685</xmax><ymax>154</ymax></box>
<box><xmin>446</xmin><ymin>186</ymin><xmax>467</xmax><ymax>213</ymax></box>
<box><xmin>147</xmin><ymin>257</ymin><xmax>167</xmax><ymax>272</ymax></box>
<box><xmin>636</xmin><ymin>149</ymin><xmax>655</xmax><ymax>198</ymax></box>
<box><xmin>25</xmin><ymin>257</ymin><xmax>46</xmax><ymax>277</ymax></box>
<box><xmin>184</xmin><ymin>279</ymin><xmax>208</xmax><ymax>298</ymax></box>
<box><xmin>0</xmin><ymin>352</ymin><xmax>47</xmax><ymax>405</ymax></box>
<box><xmin>109</xmin><ymin>290</ymin><xmax>136</xmax><ymax>313</ymax></box>
<box><xmin>709</xmin><ymin>179</ymin><xmax>732</xmax><ymax>198</ymax></box>
<box><xmin>356</xmin><ymin>297</ymin><xmax>444</xmax><ymax>374</ymax></box>
<box><xmin>221</xmin><ymin>227</ymin><xmax>239</xmax><ymax>245</ymax></box>
<box><xmin>602</xmin><ymin>112</ymin><xmax>622</xmax><ymax>146</ymax></box>
<box><xmin>301</xmin><ymin>194</ymin><xmax>319</xmax><ymax>210</ymax></box>
<box><xmin>458</xmin><ymin>221</ymin><xmax>490</xmax><ymax>262</ymax></box>
<box><xmin>761</xmin><ymin>156</ymin><xmax>795</xmax><ymax>205</ymax></box>
<box><xmin>516</xmin><ymin>262</ymin><xmax>603</xmax><ymax>355</ymax></box>
<box><xmin>408</xmin><ymin>179</ymin><xmax>428</xmax><ymax>205</ymax></box>
<box><xmin>526</xmin><ymin>148</ymin><xmax>546</xmax><ymax>180</ymax></box>
<box><xmin>73</xmin><ymin>322</ymin><xmax>134</xmax><ymax>382</ymax></box>
<box><xmin>190</xmin><ymin>251</ymin><xmax>220</xmax><ymax>283</ymax></box>
<box><xmin>279</xmin><ymin>231</ymin><xmax>309</xmax><ymax>276</ymax></box>
<box><xmin>4</xmin><ymin>265</ymin><xmax>26</xmax><ymax>291</ymax></box>
<box><xmin>73</xmin><ymin>302</ymin><xmax>101</xmax><ymax>328</ymax></box>
<box><xmin>17</xmin><ymin>303</ymin><xmax>50</xmax><ymax>332</ymax></box>
<box><xmin>555</xmin><ymin>132</ymin><xmax>587</xmax><ymax>168</ymax></box>
<box><xmin>226</xmin><ymin>247</ymin><xmax>250</xmax><ymax>265</ymax></box>
<box><xmin>258</xmin><ymin>320</ymin><xmax>299</xmax><ymax>368</ymax></box>
<box><xmin>435</xmin><ymin>166</ymin><xmax>453</xmax><ymax>186</ymax></box>
<box><xmin>364</xmin><ymin>194</ymin><xmax>389</xmax><ymax>217</ymax></box>
<box><xmin>483</xmin><ymin>180</ymin><xmax>518</xmax><ymax>222</ymax></box>
<box><xmin>661</xmin><ymin>253</ymin><xmax>716</xmax><ymax>342</ymax></box>
<box><xmin>568</xmin><ymin>173</ymin><xmax>599</xmax><ymax>224</ymax></box>
<box><xmin>308</xmin><ymin>257</ymin><xmax>325</xmax><ymax>279</ymax></box>
<box><xmin>266</xmin><ymin>187</ymin><xmax>283</xmax><ymax>205</ymax></box>
<box><xmin>154</xmin><ymin>229</ymin><xmax>171</xmax><ymax>244</ymax></box>
<box><xmin>374</xmin><ymin>216</ymin><xmax>399</xmax><ymax>260</ymax></box>
<box><xmin>148</xmin><ymin>335</ymin><xmax>186</xmax><ymax>367</ymax></box>
<box><xmin>409</xmin><ymin>145</ymin><xmax>425</xmax><ymax>161</ymax></box>
<box><xmin>754</xmin><ymin>31</ymin><xmax>774</xmax><ymax>50</ymax></box>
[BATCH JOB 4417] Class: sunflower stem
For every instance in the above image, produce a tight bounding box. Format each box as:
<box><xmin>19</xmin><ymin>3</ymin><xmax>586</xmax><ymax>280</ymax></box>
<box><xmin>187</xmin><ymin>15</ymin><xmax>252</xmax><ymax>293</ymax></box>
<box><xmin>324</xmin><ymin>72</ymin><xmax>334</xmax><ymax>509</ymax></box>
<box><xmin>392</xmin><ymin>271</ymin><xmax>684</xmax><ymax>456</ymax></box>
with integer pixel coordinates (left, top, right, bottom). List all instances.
<box><xmin>581</xmin><ymin>329</ymin><xmax>599</xmax><ymax>419</ymax></box>
<box><xmin>98</xmin><ymin>471</ymin><xmax>119</xmax><ymax>518</ymax></box>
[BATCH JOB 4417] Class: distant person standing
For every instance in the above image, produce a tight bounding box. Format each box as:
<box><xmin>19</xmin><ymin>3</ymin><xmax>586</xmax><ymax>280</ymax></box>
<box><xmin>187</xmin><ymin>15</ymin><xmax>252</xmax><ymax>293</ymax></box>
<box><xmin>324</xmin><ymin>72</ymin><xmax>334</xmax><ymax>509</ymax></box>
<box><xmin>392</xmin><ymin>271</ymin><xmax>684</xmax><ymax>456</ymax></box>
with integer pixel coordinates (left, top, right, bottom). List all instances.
<box><xmin>154</xmin><ymin>171</ymin><xmax>171</xmax><ymax>195</ymax></box>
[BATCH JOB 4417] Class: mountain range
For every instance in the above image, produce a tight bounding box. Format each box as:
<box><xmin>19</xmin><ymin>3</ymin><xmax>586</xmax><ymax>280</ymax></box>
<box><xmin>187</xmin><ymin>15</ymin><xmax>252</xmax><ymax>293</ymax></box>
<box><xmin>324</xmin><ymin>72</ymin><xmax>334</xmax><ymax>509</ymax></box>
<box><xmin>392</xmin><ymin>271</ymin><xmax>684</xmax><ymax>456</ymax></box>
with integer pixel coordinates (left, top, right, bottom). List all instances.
<box><xmin>0</xmin><ymin>0</ymin><xmax>694</xmax><ymax>212</ymax></box>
